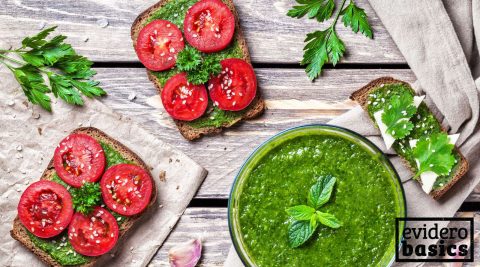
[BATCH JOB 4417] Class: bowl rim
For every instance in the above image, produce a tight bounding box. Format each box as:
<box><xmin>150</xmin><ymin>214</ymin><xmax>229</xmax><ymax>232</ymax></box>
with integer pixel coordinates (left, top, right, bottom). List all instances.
<box><xmin>227</xmin><ymin>123</ymin><xmax>407</xmax><ymax>267</ymax></box>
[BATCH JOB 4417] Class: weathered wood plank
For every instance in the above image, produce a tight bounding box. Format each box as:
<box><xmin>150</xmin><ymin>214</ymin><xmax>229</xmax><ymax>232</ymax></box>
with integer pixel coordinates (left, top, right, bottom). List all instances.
<box><xmin>92</xmin><ymin>67</ymin><xmax>420</xmax><ymax>199</ymax></box>
<box><xmin>150</xmin><ymin>208</ymin><xmax>480</xmax><ymax>266</ymax></box>
<box><xmin>0</xmin><ymin>0</ymin><xmax>404</xmax><ymax>64</ymax></box>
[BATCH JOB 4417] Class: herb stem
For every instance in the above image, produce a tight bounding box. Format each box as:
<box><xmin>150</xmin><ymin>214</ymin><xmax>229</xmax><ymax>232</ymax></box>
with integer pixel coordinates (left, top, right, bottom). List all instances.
<box><xmin>0</xmin><ymin>53</ymin><xmax>24</xmax><ymax>66</ymax></box>
<box><xmin>332</xmin><ymin>0</ymin><xmax>348</xmax><ymax>29</ymax></box>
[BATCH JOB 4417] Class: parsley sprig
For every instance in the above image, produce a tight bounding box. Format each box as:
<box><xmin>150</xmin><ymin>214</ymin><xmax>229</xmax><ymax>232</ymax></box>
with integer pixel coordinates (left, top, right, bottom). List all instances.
<box><xmin>412</xmin><ymin>133</ymin><xmax>456</xmax><ymax>179</ymax></box>
<box><xmin>0</xmin><ymin>26</ymin><xmax>106</xmax><ymax>111</ymax></box>
<box><xmin>176</xmin><ymin>46</ymin><xmax>222</xmax><ymax>85</ymax></box>
<box><xmin>287</xmin><ymin>0</ymin><xmax>373</xmax><ymax>80</ymax></box>
<box><xmin>286</xmin><ymin>175</ymin><xmax>342</xmax><ymax>248</ymax></box>
<box><xmin>70</xmin><ymin>182</ymin><xmax>102</xmax><ymax>215</ymax></box>
<box><xmin>381</xmin><ymin>92</ymin><xmax>417</xmax><ymax>139</ymax></box>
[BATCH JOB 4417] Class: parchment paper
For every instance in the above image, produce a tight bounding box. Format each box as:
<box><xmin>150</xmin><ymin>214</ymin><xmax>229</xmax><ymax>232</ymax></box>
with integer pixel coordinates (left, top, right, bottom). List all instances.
<box><xmin>225</xmin><ymin>0</ymin><xmax>480</xmax><ymax>265</ymax></box>
<box><xmin>0</xmin><ymin>63</ymin><xmax>208</xmax><ymax>266</ymax></box>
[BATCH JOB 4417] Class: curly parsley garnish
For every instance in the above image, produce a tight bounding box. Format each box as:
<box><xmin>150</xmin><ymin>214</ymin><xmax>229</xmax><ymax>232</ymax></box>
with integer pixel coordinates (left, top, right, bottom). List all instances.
<box><xmin>71</xmin><ymin>182</ymin><xmax>102</xmax><ymax>215</ymax></box>
<box><xmin>0</xmin><ymin>26</ymin><xmax>106</xmax><ymax>111</ymax></box>
<box><xmin>176</xmin><ymin>46</ymin><xmax>222</xmax><ymax>85</ymax></box>
<box><xmin>381</xmin><ymin>91</ymin><xmax>417</xmax><ymax>139</ymax></box>
<box><xmin>412</xmin><ymin>133</ymin><xmax>456</xmax><ymax>179</ymax></box>
<box><xmin>287</xmin><ymin>0</ymin><xmax>373</xmax><ymax>80</ymax></box>
<box><xmin>286</xmin><ymin>175</ymin><xmax>341</xmax><ymax>248</ymax></box>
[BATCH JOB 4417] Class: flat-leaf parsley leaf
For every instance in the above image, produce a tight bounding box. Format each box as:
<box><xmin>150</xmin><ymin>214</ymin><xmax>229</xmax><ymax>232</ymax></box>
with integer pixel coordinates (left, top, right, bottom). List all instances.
<box><xmin>381</xmin><ymin>91</ymin><xmax>417</xmax><ymax>139</ymax></box>
<box><xmin>0</xmin><ymin>26</ymin><xmax>106</xmax><ymax>111</ymax></box>
<box><xmin>412</xmin><ymin>133</ymin><xmax>456</xmax><ymax>178</ymax></box>
<box><xmin>287</xmin><ymin>0</ymin><xmax>373</xmax><ymax>80</ymax></box>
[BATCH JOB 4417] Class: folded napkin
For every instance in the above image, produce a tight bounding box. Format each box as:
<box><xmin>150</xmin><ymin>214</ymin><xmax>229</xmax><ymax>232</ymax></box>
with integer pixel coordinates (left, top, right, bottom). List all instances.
<box><xmin>0</xmin><ymin>64</ymin><xmax>207</xmax><ymax>266</ymax></box>
<box><xmin>225</xmin><ymin>0</ymin><xmax>480</xmax><ymax>265</ymax></box>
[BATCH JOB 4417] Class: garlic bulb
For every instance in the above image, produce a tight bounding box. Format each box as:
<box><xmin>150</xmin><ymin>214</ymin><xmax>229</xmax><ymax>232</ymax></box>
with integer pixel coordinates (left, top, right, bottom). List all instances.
<box><xmin>169</xmin><ymin>239</ymin><xmax>202</xmax><ymax>267</ymax></box>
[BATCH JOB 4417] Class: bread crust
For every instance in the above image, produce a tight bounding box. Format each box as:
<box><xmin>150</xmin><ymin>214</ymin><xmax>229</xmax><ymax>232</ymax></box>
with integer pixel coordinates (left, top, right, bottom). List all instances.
<box><xmin>10</xmin><ymin>127</ymin><xmax>158</xmax><ymax>267</ymax></box>
<box><xmin>131</xmin><ymin>0</ymin><xmax>265</xmax><ymax>140</ymax></box>
<box><xmin>350</xmin><ymin>77</ymin><xmax>469</xmax><ymax>199</ymax></box>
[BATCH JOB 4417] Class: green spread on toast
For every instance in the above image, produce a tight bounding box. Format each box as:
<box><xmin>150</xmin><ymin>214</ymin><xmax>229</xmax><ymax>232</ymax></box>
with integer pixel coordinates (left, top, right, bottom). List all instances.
<box><xmin>366</xmin><ymin>83</ymin><xmax>461</xmax><ymax>189</ymax></box>
<box><xmin>28</xmin><ymin>142</ymin><xmax>129</xmax><ymax>266</ymax></box>
<box><xmin>144</xmin><ymin>0</ymin><xmax>246</xmax><ymax>129</ymax></box>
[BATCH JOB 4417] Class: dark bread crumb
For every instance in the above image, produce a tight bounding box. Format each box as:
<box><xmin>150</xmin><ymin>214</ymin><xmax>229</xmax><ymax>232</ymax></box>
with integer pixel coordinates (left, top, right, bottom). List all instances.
<box><xmin>131</xmin><ymin>0</ymin><xmax>265</xmax><ymax>141</ymax></box>
<box><xmin>350</xmin><ymin>77</ymin><xmax>469</xmax><ymax>199</ymax></box>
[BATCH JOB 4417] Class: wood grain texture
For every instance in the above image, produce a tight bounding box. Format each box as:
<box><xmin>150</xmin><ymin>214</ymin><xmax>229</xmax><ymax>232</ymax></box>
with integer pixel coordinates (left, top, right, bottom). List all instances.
<box><xmin>0</xmin><ymin>0</ymin><xmax>404</xmax><ymax>64</ymax></box>
<box><xmin>149</xmin><ymin>208</ymin><xmax>480</xmax><ymax>266</ymax></box>
<box><xmin>92</xmin><ymin>67</ymin><xmax>420</xmax><ymax>199</ymax></box>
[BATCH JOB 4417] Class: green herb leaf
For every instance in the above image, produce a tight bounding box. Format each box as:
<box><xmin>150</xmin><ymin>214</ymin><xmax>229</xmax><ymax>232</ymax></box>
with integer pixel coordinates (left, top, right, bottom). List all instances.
<box><xmin>0</xmin><ymin>27</ymin><xmax>106</xmax><ymax>111</ymax></box>
<box><xmin>381</xmin><ymin>91</ymin><xmax>417</xmax><ymax>139</ymax></box>
<box><xmin>307</xmin><ymin>175</ymin><xmax>336</xmax><ymax>209</ymax></box>
<box><xmin>301</xmin><ymin>28</ymin><xmax>346</xmax><ymax>80</ymax></box>
<box><xmin>412</xmin><ymin>133</ymin><xmax>455</xmax><ymax>177</ymax></box>
<box><xmin>176</xmin><ymin>47</ymin><xmax>202</xmax><ymax>72</ymax></box>
<box><xmin>287</xmin><ymin>0</ymin><xmax>335</xmax><ymax>22</ymax></box>
<box><xmin>286</xmin><ymin>205</ymin><xmax>316</xmax><ymax>221</ymax></box>
<box><xmin>340</xmin><ymin>0</ymin><xmax>373</xmax><ymax>39</ymax></box>
<box><xmin>71</xmin><ymin>182</ymin><xmax>102</xmax><ymax>215</ymax></box>
<box><xmin>175</xmin><ymin>46</ymin><xmax>222</xmax><ymax>85</ymax></box>
<box><xmin>288</xmin><ymin>220</ymin><xmax>317</xmax><ymax>248</ymax></box>
<box><xmin>316</xmin><ymin>211</ymin><xmax>342</xmax><ymax>228</ymax></box>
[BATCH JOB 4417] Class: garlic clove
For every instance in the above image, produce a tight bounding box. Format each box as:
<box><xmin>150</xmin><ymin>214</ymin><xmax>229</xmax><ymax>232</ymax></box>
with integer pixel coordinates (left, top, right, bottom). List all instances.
<box><xmin>169</xmin><ymin>239</ymin><xmax>202</xmax><ymax>267</ymax></box>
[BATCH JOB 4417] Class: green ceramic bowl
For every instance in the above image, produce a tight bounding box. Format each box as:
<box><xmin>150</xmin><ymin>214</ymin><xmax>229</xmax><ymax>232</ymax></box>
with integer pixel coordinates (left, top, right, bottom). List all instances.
<box><xmin>228</xmin><ymin>124</ymin><xmax>406</xmax><ymax>266</ymax></box>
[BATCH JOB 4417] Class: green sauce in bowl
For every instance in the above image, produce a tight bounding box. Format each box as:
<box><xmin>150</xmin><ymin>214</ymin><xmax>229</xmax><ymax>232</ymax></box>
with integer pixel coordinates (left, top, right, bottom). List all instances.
<box><xmin>228</xmin><ymin>125</ymin><xmax>405</xmax><ymax>267</ymax></box>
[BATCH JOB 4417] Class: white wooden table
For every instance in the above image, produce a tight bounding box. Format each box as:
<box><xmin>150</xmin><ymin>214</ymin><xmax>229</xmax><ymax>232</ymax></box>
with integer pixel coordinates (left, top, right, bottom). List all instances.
<box><xmin>2</xmin><ymin>0</ymin><xmax>479</xmax><ymax>265</ymax></box>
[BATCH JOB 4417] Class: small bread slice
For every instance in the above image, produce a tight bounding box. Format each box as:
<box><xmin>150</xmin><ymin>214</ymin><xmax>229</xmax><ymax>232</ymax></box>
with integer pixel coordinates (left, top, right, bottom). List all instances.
<box><xmin>131</xmin><ymin>0</ymin><xmax>265</xmax><ymax>140</ymax></box>
<box><xmin>10</xmin><ymin>127</ymin><xmax>158</xmax><ymax>267</ymax></box>
<box><xmin>350</xmin><ymin>77</ymin><xmax>469</xmax><ymax>199</ymax></box>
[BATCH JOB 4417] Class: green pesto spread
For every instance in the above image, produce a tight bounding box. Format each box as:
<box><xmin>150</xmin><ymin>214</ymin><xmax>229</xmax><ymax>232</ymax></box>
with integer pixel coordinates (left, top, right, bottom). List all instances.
<box><xmin>144</xmin><ymin>0</ymin><xmax>246</xmax><ymax>129</ymax></box>
<box><xmin>237</xmin><ymin>132</ymin><xmax>401</xmax><ymax>266</ymax></box>
<box><xmin>28</xmin><ymin>142</ymin><xmax>130</xmax><ymax>266</ymax></box>
<box><xmin>366</xmin><ymin>83</ymin><xmax>461</xmax><ymax>189</ymax></box>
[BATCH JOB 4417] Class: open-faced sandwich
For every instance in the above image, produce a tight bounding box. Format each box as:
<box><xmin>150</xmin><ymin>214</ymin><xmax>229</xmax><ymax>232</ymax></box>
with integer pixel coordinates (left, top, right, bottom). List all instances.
<box><xmin>351</xmin><ymin>77</ymin><xmax>469</xmax><ymax>199</ymax></box>
<box><xmin>131</xmin><ymin>0</ymin><xmax>265</xmax><ymax>140</ymax></box>
<box><xmin>11</xmin><ymin>127</ymin><xmax>157</xmax><ymax>266</ymax></box>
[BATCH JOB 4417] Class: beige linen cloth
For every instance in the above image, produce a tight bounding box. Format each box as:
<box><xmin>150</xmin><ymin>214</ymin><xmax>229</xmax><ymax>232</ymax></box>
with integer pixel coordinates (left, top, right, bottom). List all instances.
<box><xmin>0</xmin><ymin>64</ymin><xmax>208</xmax><ymax>265</ymax></box>
<box><xmin>225</xmin><ymin>0</ymin><xmax>480</xmax><ymax>265</ymax></box>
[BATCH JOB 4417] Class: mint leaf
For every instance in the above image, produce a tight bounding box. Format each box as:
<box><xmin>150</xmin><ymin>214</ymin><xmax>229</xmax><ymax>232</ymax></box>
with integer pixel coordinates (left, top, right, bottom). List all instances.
<box><xmin>308</xmin><ymin>175</ymin><xmax>336</xmax><ymax>209</ymax></box>
<box><xmin>288</xmin><ymin>220</ymin><xmax>316</xmax><ymax>248</ymax></box>
<box><xmin>340</xmin><ymin>0</ymin><xmax>373</xmax><ymax>39</ymax></box>
<box><xmin>381</xmin><ymin>91</ymin><xmax>417</xmax><ymax>139</ymax></box>
<box><xmin>287</xmin><ymin>0</ymin><xmax>335</xmax><ymax>22</ymax></box>
<box><xmin>316</xmin><ymin>211</ymin><xmax>342</xmax><ymax>228</ymax></box>
<box><xmin>413</xmin><ymin>133</ymin><xmax>455</xmax><ymax>177</ymax></box>
<box><xmin>286</xmin><ymin>205</ymin><xmax>316</xmax><ymax>221</ymax></box>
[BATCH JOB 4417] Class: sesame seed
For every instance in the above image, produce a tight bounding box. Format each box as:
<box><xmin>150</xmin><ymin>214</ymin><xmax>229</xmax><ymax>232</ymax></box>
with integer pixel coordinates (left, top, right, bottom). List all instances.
<box><xmin>96</xmin><ymin>240</ymin><xmax>100</xmax><ymax>244</ymax></box>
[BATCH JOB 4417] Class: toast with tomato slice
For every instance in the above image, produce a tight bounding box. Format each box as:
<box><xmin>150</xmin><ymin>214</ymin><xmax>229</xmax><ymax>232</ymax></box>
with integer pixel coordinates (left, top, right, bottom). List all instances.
<box><xmin>11</xmin><ymin>127</ymin><xmax>158</xmax><ymax>267</ymax></box>
<box><xmin>131</xmin><ymin>0</ymin><xmax>265</xmax><ymax>140</ymax></box>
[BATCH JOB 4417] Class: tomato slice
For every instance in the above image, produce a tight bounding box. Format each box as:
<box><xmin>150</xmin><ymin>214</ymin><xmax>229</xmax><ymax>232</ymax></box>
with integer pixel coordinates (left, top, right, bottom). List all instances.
<box><xmin>184</xmin><ymin>0</ymin><xmax>235</xmax><ymax>53</ymax></box>
<box><xmin>100</xmin><ymin>164</ymin><xmax>153</xmax><ymax>216</ymax></box>
<box><xmin>18</xmin><ymin>181</ymin><xmax>73</xmax><ymax>238</ymax></box>
<box><xmin>136</xmin><ymin>20</ymin><xmax>185</xmax><ymax>71</ymax></box>
<box><xmin>68</xmin><ymin>207</ymin><xmax>119</xmax><ymax>257</ymax></box>
<box><xmin>53</xmin><ymin>134</ymin><xmax>105</xmax><ymax>188</ymax></box>
<box><xmin>161</xmin><ymin>73</ymin><xmax>208</xmax><ymax>121</ymax></box>
<box><xmin>208</xmin><ymin>58</ymin><xmax>257</xmax><ymax>111</ymax></box>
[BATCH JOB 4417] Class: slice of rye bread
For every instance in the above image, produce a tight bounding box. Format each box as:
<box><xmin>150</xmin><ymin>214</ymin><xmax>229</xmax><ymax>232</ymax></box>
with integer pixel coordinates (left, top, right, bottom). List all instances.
<box><xmin>10</xmin><ymin>127</ymin><xmax>158</xmax><ymax>267</ymax></box>
<box><xmin>131</xmin><ymin>0</ymin><xmax>265</xmax><ymax>141</ymax></box>
<box><xmin>350</xmin><ymin>77</ymin><xmax>469</xmax><ymax>199</ymax></box>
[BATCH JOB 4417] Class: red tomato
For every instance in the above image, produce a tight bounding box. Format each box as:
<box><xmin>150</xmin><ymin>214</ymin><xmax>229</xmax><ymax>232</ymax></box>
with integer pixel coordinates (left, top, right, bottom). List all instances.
<box><xmin>68</xmin><ymin>207</ymin><xmax>119</xmax><ymax>256</ymax></box>
<box><xmin>161</xmin><ymin>73</ymin><xmax>208</xmax><ymax>121</ymax></box>
<box><xmin>18</xmin><ymin>181</ymin><xmax>73</xmax><ymax>238</ymax></box>
<box><xmin>208</xmin><ymin>58</ymin><xmax>257</xmax><ymax>111</ymax></box>
<box><xmin>136</xmin><ymin>20</ymin><xmax>185</xmax><ymax>71</ymax></box>
<box><xmin>53</xmin><ymin>134</ymin><xmax>105</xmax><ymax>188</ymax></box>
<box><xmin>184</xmin><ymin>0</ymin><xmax>235</xmax><ymax>53</ymax></box>
<box><xmin>100</xmin><ymin>164</ymin><xmax>153</xmax><ymax>216</ymax></box>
